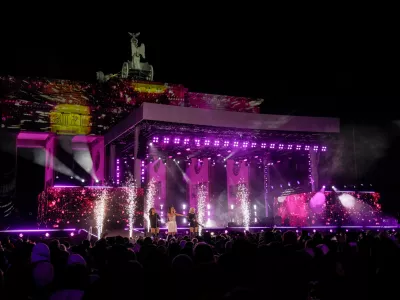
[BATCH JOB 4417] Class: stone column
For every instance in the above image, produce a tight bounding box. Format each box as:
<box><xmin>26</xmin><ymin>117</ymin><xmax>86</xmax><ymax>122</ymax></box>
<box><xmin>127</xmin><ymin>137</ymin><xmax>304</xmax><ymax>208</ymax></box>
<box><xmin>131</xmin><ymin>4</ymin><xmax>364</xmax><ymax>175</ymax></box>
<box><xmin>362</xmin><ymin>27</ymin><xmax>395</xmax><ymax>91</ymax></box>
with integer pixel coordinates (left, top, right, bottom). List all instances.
<box><xmin>133</xmin><ymin>126</ymin><xmax>142</xmax><ymax>187</ymax></box>
<box><xmin>0</xmin><ymin>131</ymin><xmax>17</xmax><ymax>221</ymax></box>
<box><xmin>263</xmin><ymin>153</ymin><xmax>272</xmax><ymax>218</ymax></box>
<box><xmin>89</xmin><ymin>137</ymin><xmax>105</xmax><ymax>185</ymax></box>
<box><xmin>44</xmin><ymin>135</ymin><xmax>56</xmax><ymax>189</ymax></box>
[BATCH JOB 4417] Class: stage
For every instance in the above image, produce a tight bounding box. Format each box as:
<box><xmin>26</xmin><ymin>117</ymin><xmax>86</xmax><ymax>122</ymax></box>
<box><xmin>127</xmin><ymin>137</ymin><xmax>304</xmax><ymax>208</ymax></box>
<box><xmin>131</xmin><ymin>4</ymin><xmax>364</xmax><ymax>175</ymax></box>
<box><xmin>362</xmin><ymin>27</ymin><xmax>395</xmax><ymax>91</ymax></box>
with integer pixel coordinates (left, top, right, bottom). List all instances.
<box><xmin>1</xmin><ymin>225</ymin><xmax>398</xmax><ymax>241</ymax></box>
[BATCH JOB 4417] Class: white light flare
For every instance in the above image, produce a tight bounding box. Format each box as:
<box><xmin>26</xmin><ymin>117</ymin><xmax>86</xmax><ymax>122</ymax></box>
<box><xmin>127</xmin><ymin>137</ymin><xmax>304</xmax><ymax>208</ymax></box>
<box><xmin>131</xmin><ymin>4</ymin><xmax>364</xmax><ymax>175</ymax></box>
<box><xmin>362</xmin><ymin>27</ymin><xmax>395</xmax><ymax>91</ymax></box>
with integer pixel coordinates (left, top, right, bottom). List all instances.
<box><xmin>144</xmin><ymin>178</ymin><xmax>156</xmax><ymax>232</ymax></box>
<box><xmin>237</xmin><ymin>181</ymin><xmax>250</xmax><ymax>231</ymax></box>
<box><xmin>197</xmin><ymin>184</ymin><xmax>208</xmax><ymax>235</ymax></box>
<box><xmin>94</xmin><ymin>189</ymin><xmax>107</xmax><ymax>239</ymax></box>
<box><xmin>338</xmin><ymin>193</ymin><xmax>356</xmax><ymax>209</ymax></box>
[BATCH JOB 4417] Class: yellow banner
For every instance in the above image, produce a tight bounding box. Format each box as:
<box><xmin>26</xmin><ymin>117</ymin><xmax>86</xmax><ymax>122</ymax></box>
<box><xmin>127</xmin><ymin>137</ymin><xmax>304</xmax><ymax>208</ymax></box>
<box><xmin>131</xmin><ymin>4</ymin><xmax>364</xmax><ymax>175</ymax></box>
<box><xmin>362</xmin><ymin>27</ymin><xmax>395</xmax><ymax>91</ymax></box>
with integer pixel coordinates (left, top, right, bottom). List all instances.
<box><xmin>50</xmin><ymin>104</ymin><xmax>91</xmax><ymax>135</ymax></box>
<box><xmin>132</xmin><ymin>82</ymin><xmax>167</xmax><ymax>94</ymax></box>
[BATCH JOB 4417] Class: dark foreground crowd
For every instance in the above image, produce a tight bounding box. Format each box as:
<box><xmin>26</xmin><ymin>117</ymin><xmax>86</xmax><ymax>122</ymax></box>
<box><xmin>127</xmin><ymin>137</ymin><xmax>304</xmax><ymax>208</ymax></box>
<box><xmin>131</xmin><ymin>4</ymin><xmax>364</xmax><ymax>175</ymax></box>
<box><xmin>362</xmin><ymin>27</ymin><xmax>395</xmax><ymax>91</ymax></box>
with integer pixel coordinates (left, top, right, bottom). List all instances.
<box><xmin>0</xmin><ymin>229</ymin><xmax>399</xmax><ymax>300</ymax></box>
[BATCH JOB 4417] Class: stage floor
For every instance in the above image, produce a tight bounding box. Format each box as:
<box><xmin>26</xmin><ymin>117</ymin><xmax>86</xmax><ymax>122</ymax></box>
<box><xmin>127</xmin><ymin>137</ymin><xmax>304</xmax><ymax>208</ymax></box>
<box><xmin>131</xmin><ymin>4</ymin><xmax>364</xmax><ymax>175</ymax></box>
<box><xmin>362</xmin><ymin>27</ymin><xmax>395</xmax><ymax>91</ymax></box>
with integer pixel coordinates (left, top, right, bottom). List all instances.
<box><xmin>1</xmin><ymin>225</ymin><xmax>398</xmax><ymax>240</ymax></box>
<box><xmin>86</xmin><ymin>225</ymin><xmax>400</xmax><ymax>239</ymax></box>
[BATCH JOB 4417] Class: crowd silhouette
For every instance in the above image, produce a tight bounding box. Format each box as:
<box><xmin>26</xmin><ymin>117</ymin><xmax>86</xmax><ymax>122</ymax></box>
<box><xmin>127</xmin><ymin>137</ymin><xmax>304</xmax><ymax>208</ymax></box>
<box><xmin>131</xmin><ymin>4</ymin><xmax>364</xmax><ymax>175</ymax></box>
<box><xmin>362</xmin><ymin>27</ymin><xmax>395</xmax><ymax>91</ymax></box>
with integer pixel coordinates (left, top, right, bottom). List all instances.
<box><xmin>0</xmin><ymin>229</ymin><xmax>399</xmax><ymax>300</ymax></box>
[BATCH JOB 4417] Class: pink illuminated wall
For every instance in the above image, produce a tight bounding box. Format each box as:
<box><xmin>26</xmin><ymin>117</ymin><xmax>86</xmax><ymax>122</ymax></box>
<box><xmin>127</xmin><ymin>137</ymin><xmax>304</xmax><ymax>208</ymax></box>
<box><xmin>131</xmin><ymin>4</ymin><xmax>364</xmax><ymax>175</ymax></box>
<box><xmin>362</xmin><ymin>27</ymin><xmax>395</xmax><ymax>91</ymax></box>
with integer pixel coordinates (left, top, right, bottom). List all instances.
<box><xmin>148</xmin><ymin>159</ymin><xmax>167</xmax><ymax>209</ymax></box>
<box><xmin>89</xmin><ymin>137</ymin><xmax>105</xmax><ymax>184</ymax></box>
<box><xmin>45</xmin><ymin>136</ymin><xmax>56</xmax><ymax>188</ymax></box>
<box><xmin>187</xmin><ymin>158</ymin><xmax>210</xmax><ymax>210</ymax></box>
<box><xmin>226</xmin><ymin>159</ymin><xmax>250</xmax><ymax>223</ymax></box>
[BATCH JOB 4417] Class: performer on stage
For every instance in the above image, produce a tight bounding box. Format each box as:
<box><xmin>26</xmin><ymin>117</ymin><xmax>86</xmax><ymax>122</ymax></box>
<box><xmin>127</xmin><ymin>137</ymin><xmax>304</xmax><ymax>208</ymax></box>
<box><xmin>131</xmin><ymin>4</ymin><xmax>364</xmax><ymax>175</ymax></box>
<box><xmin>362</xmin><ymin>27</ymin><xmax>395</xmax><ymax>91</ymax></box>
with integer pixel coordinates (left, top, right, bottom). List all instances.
<box><xmin>188</xmin><ymin>207</ymin><xmax>199</xmax><ymax>238</ymax></box>
<box><xmin>167</xmin><ymin>206</ymin><xmax>184</xmax><ymax>237</ymax></box>
<box><xmin>149</xmin><ymin>208</ymin><xmax>161</xmax><ymax>237</ymax></box>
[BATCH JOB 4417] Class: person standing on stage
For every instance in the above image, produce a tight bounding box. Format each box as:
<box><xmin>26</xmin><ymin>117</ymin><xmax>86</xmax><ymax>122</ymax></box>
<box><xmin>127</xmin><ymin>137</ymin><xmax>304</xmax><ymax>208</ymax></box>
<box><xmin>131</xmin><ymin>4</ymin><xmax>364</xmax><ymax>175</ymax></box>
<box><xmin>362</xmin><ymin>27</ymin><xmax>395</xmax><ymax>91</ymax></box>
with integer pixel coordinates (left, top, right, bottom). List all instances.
<box><xmin>188</xmin><ymin>207</ymin><xmax>199</xmax><ymax>238</ymax></box>
<box><xmin>149</xmin><ymin>208</ymin><xmax>161</xmax><ymax>237</ymax></box>
<box><xmin>167</xmin><ymin>206</ymin><xmax>184</xmax><ymax>237</ymax></box>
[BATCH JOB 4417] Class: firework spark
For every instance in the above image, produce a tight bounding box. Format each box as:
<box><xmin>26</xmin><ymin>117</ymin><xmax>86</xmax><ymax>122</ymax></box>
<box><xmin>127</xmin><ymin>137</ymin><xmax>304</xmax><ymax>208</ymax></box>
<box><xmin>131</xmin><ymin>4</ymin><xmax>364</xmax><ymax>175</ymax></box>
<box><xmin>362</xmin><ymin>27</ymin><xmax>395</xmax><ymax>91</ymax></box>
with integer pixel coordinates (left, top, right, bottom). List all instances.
<box><xmin>94</xmin><ymin>189</ymin><xmax>107</xmax><ymax>239</ymax></box>
<box><xmin>237</xmin><ymin>181</ymin><xmax>250</xmax><ymax>230</ymax></box>
<box><xmin>197</xmin><ymin>184</ymin><xmax>208</xmax><ymax>235</ymax></box>
<box><xmin>144</xmin><ymin>178</ymin><xmax>156</xmax><ymax>232</ymax></box>
<box><xmin>125</xmin><ymin>176</ymin><xmax>137</xmax><ymax>238</ymax></box>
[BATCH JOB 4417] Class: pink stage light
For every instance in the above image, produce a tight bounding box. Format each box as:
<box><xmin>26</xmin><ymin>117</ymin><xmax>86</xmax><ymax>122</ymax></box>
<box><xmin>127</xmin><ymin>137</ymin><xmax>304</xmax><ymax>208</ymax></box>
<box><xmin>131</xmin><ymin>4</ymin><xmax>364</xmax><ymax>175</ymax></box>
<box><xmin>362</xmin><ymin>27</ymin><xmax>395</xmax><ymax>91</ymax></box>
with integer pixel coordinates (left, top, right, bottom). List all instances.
<box><xmin>45</xmin><ymin>233</ymin><xmax>50</xmax><ymax>237</ymax></box>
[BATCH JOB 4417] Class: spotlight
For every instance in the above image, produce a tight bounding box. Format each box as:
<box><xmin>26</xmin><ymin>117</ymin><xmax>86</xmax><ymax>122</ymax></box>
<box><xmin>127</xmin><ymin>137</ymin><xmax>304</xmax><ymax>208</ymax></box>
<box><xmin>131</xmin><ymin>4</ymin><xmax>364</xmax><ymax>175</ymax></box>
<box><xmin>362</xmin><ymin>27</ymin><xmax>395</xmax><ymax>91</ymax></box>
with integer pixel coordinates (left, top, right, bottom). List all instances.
<box><xmin>81</xmin><ymin>179</ymin><xmax>85</xmax><ymax>183</ymax></box>
<box><xmin>70</xmin><ymin>232</ymin><xmax>75</xmax><ymax>237</ymax></box>
<box><xmin>224</xmin><ymin>230</ymin><xmax>228</xmax><ymax>234</ymax></box>
<box><xmin>45</xmin><ymin>233</ymin><xmax>50</xmax><ymax>237</ymax></box>
<box><xmin>95</xmin><ymin>180</ymin><xmax>99</xmax><ymax>183</ymax></box>
<box><xmin>211</xmin><ymin>232</ymin><xmax>214</xmax><ymax>236</ymax></box>
<box><xmin>19</xmin><ymin>233</ymin><xmax>23</xmax><ymax>238</ymax></box>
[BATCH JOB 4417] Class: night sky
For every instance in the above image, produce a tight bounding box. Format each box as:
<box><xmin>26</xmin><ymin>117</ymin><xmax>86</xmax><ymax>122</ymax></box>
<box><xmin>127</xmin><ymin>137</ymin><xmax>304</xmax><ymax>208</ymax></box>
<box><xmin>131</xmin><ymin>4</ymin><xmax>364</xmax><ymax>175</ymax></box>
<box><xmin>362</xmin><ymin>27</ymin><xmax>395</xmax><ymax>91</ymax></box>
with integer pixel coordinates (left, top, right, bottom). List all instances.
<box><xmin>0</xmin><ymin>6</ymin><xmax>398</xmax><ymax>122</ymax></box>
<box><xmin>0</xmin><ymin>6</ymin><xmax>399</xmax><ymax>214</ymax></box>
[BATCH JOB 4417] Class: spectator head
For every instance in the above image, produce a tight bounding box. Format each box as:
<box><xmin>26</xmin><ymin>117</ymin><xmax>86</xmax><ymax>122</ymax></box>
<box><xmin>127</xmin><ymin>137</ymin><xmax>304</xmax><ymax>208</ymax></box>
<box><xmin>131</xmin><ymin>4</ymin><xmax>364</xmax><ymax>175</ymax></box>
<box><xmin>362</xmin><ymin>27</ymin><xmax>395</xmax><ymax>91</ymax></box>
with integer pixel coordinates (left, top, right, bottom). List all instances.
<box><xmin>282</xmin><ymin>231</ymin><xmax>297</xmax><ymax>246</ymax></box>
<box><xmin>31</xmin><ymin>243</ymin><xmax>50</xmax><ymax>263</ymax></box>
<box><xmin>193</xmin><ymin>242</ymin><xmax>214</xmax><ymax>264</ymax></box>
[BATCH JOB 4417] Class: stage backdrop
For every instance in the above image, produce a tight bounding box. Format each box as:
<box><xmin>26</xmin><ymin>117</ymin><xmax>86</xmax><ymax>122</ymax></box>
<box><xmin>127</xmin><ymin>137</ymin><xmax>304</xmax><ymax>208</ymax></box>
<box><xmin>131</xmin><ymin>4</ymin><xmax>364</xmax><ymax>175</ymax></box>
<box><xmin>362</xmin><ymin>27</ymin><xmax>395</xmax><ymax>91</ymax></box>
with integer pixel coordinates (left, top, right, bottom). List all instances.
<box><xmin>226</xmin><ymin>159</ymin><xmax>250</xmax><ymax>224</ymax></box>
<box><xmin>273</xmin><ymin>191</ymin><xmax>394</xmax><ymax>226</ymax></box>
<box><xmin>187</xmin><ymin>158</ymin><xmax>210</xmax><ymax>222</ymax></box>
<box><xmin>38</xmin><ymin>187</ymin><xmax>144</xmax><ymax>229</ymax></box>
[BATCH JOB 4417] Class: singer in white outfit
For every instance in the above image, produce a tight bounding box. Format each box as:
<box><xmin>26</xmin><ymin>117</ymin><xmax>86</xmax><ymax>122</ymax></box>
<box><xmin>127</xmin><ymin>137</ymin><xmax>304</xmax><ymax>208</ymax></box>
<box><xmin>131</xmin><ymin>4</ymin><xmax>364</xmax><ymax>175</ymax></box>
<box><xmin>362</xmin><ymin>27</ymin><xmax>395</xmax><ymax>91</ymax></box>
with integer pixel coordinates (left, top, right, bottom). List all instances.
<box><xmin>167</xmin><ymin>206</ymin><xmax>184</xmax><ymax>236</ymax></box>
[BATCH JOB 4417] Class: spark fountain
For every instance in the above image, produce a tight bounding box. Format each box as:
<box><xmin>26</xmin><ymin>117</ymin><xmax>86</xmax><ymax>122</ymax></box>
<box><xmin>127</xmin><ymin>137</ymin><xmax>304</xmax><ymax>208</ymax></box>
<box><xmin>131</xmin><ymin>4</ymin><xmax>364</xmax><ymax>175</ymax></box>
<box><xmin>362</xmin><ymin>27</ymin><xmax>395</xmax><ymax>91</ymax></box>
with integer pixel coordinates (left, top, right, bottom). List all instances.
<box><xmin>94</xmin><ymin>189</ymin><xmax>107</xmax><ymax>238</ymax></box>
<box><xmin>144</xmin><ymin>178</ymin><xmax>156</xmax><ymax>232</ymax></box>
<box><xmin>237</xmin><ymin>181</ymin><xmax>250</xmax><ymax>231</ymax></box>
<box><xmin>125</xmin><ymin>176</ymin><xmax>137</xmax><ymax>238</ymax></box>
<box><xmin>197</xmin><ymin>184</ymin><xmax>208</xmax><ymax>235</ymax></box>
